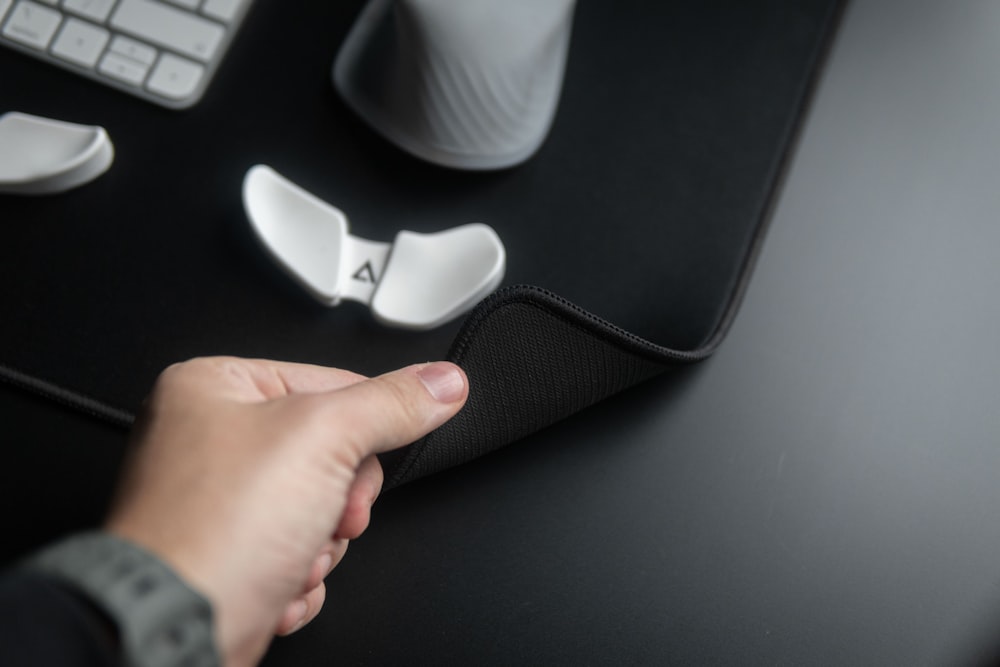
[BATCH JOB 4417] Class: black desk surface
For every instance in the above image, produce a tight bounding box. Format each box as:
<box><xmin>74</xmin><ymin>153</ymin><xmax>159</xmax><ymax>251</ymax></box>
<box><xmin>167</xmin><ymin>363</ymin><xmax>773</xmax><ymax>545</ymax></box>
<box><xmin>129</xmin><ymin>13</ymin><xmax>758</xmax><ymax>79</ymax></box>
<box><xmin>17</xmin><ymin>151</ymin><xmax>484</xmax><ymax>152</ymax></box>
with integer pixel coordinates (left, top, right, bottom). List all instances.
<box><xmin>5</xmin><ymin>0</ymin><xmax>1000</xmax><ymax>664</ymax></box>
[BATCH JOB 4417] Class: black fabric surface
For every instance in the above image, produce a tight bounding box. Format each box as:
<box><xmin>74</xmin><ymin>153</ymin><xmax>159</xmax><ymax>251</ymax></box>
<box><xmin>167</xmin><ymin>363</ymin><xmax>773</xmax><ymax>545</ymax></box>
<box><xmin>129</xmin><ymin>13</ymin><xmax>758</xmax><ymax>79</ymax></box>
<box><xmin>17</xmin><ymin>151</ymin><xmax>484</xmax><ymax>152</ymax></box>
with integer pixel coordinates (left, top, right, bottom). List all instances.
<box><xmin>382</xmin><ymin>286</ymin><xmax>692</xmax><ymax>486</ymax></box>
<box><xmin>0</xmin><ymin>0</ymin><xmax>842</xmax><ymax>484</ymax></box>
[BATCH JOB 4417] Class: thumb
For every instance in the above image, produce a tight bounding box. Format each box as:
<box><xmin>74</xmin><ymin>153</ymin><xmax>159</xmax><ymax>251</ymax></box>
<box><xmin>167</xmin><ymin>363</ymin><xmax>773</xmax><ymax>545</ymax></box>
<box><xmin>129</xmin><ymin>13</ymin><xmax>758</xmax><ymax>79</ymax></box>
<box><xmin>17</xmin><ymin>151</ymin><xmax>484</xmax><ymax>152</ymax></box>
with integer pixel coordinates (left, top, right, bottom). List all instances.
<box><xmin>313</xmin><ymin>361</ymin><xmax>468</xmax><ymax>461</ymax></box>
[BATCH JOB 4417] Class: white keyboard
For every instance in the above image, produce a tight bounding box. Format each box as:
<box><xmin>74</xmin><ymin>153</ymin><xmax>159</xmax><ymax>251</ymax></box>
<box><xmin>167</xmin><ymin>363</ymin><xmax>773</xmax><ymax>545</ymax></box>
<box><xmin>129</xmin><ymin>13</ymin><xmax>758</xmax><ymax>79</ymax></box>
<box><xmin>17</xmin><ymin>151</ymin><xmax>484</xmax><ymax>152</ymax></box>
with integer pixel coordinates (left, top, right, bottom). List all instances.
<box><xmin>0</xmin><ymin>0</ymin><xmax>254</xmax><ymax>108</ymax></box>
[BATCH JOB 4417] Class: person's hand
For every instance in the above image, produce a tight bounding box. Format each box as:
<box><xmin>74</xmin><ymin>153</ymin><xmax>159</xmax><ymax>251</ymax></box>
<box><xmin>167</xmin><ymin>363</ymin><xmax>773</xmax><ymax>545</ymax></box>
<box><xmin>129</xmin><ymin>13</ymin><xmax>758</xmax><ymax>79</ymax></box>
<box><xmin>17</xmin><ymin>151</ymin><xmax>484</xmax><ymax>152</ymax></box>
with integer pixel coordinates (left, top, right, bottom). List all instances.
<box><xmin>103</xmin><ymin>357</ymin><xmax>468</xmax><ymax>666</ymax></box>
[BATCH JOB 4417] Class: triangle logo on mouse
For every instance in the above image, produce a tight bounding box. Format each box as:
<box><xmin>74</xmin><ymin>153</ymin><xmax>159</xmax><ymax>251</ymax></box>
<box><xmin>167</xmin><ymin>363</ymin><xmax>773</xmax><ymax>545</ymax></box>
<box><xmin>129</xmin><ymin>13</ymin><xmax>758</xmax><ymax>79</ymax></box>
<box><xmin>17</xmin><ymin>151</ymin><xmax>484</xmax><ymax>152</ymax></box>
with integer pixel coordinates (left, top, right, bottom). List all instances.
<box><xmin>352</xmin><ymin>261</ymin><xmax>378</xmax><ymax>283</ymax></box>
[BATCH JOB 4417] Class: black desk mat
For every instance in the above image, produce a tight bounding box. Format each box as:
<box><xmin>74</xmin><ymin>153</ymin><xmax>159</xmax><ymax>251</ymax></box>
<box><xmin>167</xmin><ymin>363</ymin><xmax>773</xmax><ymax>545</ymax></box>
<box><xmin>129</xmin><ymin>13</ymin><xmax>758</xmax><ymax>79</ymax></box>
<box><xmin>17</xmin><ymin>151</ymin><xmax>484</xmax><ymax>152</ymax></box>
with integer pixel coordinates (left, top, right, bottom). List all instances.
<box><xmin>0</xmin><ymin>0</ymin><xmax>843</xmax><ymax>486</ymax></box>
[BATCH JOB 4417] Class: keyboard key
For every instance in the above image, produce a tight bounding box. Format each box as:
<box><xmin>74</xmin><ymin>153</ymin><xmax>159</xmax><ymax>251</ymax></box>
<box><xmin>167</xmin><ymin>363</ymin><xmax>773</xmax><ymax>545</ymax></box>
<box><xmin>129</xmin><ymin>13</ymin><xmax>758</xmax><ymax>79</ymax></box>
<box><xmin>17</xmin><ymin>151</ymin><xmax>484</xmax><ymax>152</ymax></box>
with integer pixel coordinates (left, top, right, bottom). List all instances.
<box><xmin>147</xmin><ymin>52</ymin><xmax>204</xmax><ymax>99</ymax></box>
<box><xmin>108</xmin><ymin>34</ymin><xmax>156</xmax><ymax>65</ymax></box>
<box><xmin>203</xmin><ymin>0</ymin><xmax>245</xmax><ymax>23</ymax></box>
<box><xmin>98</xmin><ymin>50</ymin><xmax>150</xmax><ymax>85</ymax></box>
<box><xmin>2</xmin><ymin>1</ymin><xmax>63</xmax><ymax>50</ymax></box>
<box><xmin>1</xmin><ymin>0</ymin><xmax>253</xmax><ymax>107</ymax></box>
<box><xmin>51</xmin><ymin>17</ymin><xmax>109</xmax><ymax>67</ymax></box>
<box><xmin>111</xmin><ymin>0</ymin><xmax>224</xmax><ymax>63</ymax></box>
<box><xmin>63</xmin><ymin>0</ymin><xmax>116</xmax><ymax>23</ymax></box>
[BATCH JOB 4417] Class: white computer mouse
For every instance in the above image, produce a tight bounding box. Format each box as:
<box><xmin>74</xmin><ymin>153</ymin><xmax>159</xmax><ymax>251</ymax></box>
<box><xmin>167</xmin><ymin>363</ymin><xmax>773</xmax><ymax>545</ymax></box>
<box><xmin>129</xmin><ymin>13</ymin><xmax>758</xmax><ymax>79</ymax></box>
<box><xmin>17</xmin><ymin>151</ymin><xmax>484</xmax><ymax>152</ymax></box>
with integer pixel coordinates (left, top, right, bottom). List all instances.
<box><xmin>242</xmin><ymin>165</ymin><xmax>505</xmax><ymax>329</ymax></box>
<box><xmin>334</xmin><ymin>0</ymin><xmax>577</xmax><ymax>170</ymax></box>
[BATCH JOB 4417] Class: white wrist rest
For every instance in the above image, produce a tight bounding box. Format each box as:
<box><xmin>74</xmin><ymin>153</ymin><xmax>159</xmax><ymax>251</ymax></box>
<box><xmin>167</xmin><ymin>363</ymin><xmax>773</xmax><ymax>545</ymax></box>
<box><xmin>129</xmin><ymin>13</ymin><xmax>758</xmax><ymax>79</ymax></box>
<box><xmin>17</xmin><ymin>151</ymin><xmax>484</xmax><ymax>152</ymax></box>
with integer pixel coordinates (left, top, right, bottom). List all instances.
<box><xmin>242</xmin><ymin>165</ymin><xmax>505</xmax><ymax>330</ymax></box>
<box><xmin>0</xmin><ymin>112</ymin><xmax>114</xmax><ymax>195</ymax></box>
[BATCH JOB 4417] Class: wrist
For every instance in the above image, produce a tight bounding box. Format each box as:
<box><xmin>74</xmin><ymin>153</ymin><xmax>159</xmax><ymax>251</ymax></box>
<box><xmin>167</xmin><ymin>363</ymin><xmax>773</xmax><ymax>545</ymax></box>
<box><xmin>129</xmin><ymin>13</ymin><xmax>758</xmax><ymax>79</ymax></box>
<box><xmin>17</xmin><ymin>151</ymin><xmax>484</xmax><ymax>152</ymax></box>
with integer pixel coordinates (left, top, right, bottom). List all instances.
<box><xmin>24</xmin><ymin>531</ymin><xmax>221</xmax><ymax>667</ymax></box>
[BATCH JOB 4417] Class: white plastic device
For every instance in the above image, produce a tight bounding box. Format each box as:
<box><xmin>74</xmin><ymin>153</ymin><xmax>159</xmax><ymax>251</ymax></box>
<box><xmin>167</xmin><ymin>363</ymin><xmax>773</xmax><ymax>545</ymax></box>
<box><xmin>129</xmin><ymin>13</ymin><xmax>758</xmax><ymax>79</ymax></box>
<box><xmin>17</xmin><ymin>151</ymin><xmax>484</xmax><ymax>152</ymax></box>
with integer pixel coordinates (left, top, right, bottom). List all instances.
<box><xmin>0</xmin><ymin>111</ymin><xmax>114</xmax><ymax>194</ymax></box>
<box><xmin>334</xmin><ymin>0</ymin><xmax>577</xmax><ymax>170</ymax></box>
<box><xmin>242</xmin><ymin>165</ymin><xmax>505</xmax><ymax>330</ymax></box>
